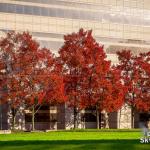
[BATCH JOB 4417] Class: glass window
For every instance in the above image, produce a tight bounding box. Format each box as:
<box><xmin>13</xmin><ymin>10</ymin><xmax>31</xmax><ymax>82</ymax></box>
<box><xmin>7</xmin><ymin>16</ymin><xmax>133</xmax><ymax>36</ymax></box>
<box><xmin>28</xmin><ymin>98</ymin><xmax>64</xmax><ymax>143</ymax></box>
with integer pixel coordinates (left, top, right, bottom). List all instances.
<box><xmin>86</xmin><ymin>11</ymin><xmax>93</xmax><ymax>20</ymax></box>
<box><xmin>80</xmin><ymin>11</ymin><xmax>87</xmax><ymax>20</ymax></box>
<box><xmin>33</xmin><ymin>7</ymin><xmax>41</xmax><ymax>16</ymax></box>
<box><xmin>49</xmin><ymin>8</ymin><xmax>57</xmax><ymax>17</ymax></box>
<box><xmin>0</xmin><ymin>3</ymin><xmax>7</xmax><ymax>12</ymax></box>
<box><xmin>24</xmin><ymin>6</ymin><xmax>33</xmax><ymax>15</ymax></box>
<box><xmin>0</xmin><ymin>3</ymin><xmax>149</xmax><ymax>27</ymax></box>
<box><xmin>41</xmin><ymin>7</ymin><xmax>49</xmax><ymax>16</ymax></box>
<box><xmin>16</xmin><ymin>5</ymin><xmax>24</xmax><ymax>14</ymax></box>
<box><xmin>95</xmin><ymin>12</ymin><xmax>102</xmax><ymax>21</ymax></box>
<box><xmin>72</xmin><ymin>10</ymin><xmax>79</xmax><ymax>19</ymax></box>
<box><xmin>7</xmin><ymin>4</ymin><xmax>16</xmax><ymax>13</ymax></box>
<box><xmin>56</xmin><ymin>9</ymin><xmax>65</xmax><ymax>18</ymax></box>
<box><xmin>83</xmin><ymin>113</ymin><xmax>96</xmax><ymax>122</ymax></box>
<box><xmin>64</xmin><ymin>9</ymin><xmax>72</xmax><ymax>18</ymax></box>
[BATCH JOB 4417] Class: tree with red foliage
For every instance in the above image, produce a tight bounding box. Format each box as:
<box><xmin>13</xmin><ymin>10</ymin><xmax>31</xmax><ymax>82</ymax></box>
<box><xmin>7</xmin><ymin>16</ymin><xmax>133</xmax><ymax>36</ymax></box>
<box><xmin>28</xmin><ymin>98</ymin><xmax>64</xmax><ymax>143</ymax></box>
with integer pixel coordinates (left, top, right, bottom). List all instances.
<box><xmin>0</xmin><ymin>32</ymin><xmax>66</xmax><ymax>130</ymax></box>
<box><xmin>116</xmin><ymin>50</ymin><xmax>150</xmax><ymax>128</ymax></box>
<box><xmin>134</xmin><ymin>52</ymin><xmax>150</xmax><ymax>112</ymax></box>
<box><xmin>79</xmin><ymin>42</ymin><xmax>125</xmax><ymax>128</ymax></box>
<box><xmin>59</xmin><ymin>29</ymin><xmax>124</xmax><ymax>129</ymax></box>
<box><xmin>104</xmin><ymin>68</ymin><xmax>125</xmax><ymax>113</ymax></box>
<box><xmin>103</xmin><ymin>68</ymin><xmax>125</xmax><ymax>128</ymax></box>
<box><xmin>0</xmin><ymin>32</ymin><xmax>30</xmax><ymax>129</ymax></box>
<box><xmin>59</xmin><ymin>29</ymin><xmax>87</xmax><ymax>129</ymax></box>
<box><xmin>27</xmin><ymin>48</ymin><xmax>66</xmax><ymax>130</ymax></box>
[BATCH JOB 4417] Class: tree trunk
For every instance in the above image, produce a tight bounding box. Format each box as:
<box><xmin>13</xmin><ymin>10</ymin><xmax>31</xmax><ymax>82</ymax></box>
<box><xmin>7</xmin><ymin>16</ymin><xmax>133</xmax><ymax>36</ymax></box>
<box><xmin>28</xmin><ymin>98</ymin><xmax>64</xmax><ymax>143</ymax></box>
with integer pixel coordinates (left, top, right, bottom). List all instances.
<box><xmin>0</xmin><ymin>103</ymin><xmax>2</xmax><ymax>130</ymax></box>
<box><xmin>73</xmin><ymin>107</ymin><xmax>78</xmax><ymax>129</ymax></box>
<box><xmin>131</xmin><ymin>107</ymin><xmax>134</xmax><ymax>128</ymax></box>
<box><xmin>118</xmin><ymin>109</ymin><xmax>122</xmax><ymax>129</ymax></box>
<box><xmin>96</xmin><ymin>106</ymin><xmax>100</xmax><ymax>129</ymax></box>
<box><xmin>11</xmin><ymin>108</ymin><xmax>17</xmax><ymax>130</ymax></box>
<box><xmin>50</xmin><ymin>105</ymin><xmax>51</xmax><ymax>130</ymax></box>
<box><xmin>12</xmin><ymin>115</ymin><xmax>16</xmax><ymax>130</ymax></box>
<box><xmin>32</xmin><ymin>105</ymin><xmax>35</xmax><ymax>131</ymax></box>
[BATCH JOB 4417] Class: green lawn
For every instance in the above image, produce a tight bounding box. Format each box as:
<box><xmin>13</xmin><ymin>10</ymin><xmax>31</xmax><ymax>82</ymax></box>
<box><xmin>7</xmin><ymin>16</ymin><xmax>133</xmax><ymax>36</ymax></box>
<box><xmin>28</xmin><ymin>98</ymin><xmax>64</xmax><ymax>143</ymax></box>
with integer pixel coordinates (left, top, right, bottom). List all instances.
<box><xmin>0</xmin><ymin>130</ymin><xmax>149</xmax><ymax>150</ymax></box>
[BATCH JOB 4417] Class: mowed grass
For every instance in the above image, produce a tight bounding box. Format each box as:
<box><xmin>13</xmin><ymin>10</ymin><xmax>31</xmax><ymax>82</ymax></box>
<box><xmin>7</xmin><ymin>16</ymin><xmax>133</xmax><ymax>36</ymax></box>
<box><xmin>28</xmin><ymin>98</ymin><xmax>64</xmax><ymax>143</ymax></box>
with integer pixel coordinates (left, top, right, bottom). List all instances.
<box><xmin>0</xmin><ymin>130</ymin><xmax>149</xmax><ymax>150</ymax></box>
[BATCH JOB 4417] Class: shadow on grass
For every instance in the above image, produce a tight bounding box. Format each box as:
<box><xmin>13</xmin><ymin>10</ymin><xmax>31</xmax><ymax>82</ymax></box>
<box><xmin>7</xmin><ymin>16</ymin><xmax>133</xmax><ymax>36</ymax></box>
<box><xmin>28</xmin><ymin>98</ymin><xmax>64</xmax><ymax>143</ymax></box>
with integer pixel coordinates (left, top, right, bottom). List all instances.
<box><xmin>0</xmin><ymin>139</ymin><xmax>149</xmax><ymax>150</ymax></box>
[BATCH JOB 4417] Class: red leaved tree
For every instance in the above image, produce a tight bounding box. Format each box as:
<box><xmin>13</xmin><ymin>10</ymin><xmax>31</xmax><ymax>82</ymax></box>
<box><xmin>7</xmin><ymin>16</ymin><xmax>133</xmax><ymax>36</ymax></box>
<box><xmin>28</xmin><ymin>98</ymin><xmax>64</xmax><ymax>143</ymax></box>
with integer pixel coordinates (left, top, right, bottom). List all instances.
<box><xmin>0</xmin><ymin>32</ymin><xmax>66</xmax><ymax>130</ymax></box>
<box><xmin>116</xmin><ymin>50</ymin><xmax>147</xmax><ymax>128</ymax></box>
<box><xmin>12</xmin><ymin>33</ymin><xmax>66</xmax><ymax>131</ymax></box>
<box><xmin>26</xmin><ymin>48</ymin><xmax>66</xmax><ymax>130</ymax></box>
<box><xmin>59</xmin><ymin>28</ymin><xmax>125</xmax><ymax>129</ymax></box>
<box><xmin>79</xmin><ymin>37</ymin><xmax>125</xmax><ymax>129</ymax></box>
<box><xmin>134</xmin><ymin>52</ymin><xmax>150</xmax><ymax>112</ymax></box>
<box><xmin>59</xmin><ymin>29</ymin><xmax>87</xmax><ymax>129</ymax></box>
<box><xmin>0</xmin><ymin>32</ymin><xmax>30</xmax><ymax>129</ymax></box>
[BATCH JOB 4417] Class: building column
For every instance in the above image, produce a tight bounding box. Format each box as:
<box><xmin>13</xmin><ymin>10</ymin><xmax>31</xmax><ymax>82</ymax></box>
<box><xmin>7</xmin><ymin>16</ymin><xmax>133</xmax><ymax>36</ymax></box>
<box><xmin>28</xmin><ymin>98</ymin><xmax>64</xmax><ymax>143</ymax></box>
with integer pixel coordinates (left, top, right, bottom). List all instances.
<box><xmin>117</xmin><ymin>104</ymin><xmax>132</xmax><ymax>129</ymax></box>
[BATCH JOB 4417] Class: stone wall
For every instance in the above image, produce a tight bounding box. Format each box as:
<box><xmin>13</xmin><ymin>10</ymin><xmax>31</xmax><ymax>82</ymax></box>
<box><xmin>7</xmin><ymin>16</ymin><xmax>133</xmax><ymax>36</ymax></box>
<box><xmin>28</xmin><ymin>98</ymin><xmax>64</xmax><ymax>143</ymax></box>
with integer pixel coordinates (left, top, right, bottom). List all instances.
<box><xmin>117</xmin><ymin>104</ymin><xmax>132</xmax><ymax>128</ymax></box>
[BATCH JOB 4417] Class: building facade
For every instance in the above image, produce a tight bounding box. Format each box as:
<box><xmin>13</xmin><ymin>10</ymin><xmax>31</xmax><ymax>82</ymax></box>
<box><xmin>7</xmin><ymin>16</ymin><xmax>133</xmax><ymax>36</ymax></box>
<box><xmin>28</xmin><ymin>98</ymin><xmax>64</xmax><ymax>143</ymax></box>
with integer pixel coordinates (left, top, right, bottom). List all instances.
<box><xmin>0</xmin><ymin>0</ymin><xmax>150</xmax><ymax>130</ymax></box>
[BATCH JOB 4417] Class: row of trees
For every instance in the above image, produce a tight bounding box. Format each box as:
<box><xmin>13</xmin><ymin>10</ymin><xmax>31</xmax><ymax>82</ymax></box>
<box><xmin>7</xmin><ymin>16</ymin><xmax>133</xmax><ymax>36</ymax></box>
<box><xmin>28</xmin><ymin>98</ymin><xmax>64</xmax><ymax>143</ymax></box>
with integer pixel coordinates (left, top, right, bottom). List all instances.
<box><xmin>0</xmin><ymin>29</ymin><xmax>150</xmax><ymax>130</ymax></box>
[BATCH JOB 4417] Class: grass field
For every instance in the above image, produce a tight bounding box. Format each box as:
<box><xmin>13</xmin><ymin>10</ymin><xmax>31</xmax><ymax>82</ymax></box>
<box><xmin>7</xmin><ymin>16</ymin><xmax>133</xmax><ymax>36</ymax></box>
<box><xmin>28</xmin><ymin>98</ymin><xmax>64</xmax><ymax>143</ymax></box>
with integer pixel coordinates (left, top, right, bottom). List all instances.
<box><xmin>0</xmin><ymin>130</ymin><xmax>149</xmax><ymax>150</ymax></box>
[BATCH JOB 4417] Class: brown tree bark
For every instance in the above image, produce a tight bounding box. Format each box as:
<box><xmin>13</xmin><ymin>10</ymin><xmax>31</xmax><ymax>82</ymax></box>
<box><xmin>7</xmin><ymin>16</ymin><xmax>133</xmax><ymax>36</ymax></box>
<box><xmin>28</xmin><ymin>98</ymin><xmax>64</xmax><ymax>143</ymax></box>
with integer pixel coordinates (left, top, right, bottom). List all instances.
<box><xmin>96</xmin><ymin>106</ymin><xmax>100</xmax><ymax>129</ymax></box>
<box><xmin>32</xmin><ymin>105</ymin><xmax>35</xmax><ymax>131</ymax></box>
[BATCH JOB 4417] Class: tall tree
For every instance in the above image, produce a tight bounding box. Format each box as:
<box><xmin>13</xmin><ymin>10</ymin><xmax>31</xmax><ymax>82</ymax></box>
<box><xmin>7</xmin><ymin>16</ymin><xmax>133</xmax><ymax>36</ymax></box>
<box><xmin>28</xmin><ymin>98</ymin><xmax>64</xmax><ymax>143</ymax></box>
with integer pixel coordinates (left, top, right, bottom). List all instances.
<box><xmin>134</xmin><ymin>52</ymin><xmax>150</xmax><ymax>112</ymax></box>
<box><xmin>103</xmin><ymin>68</ymin><xmax>125</xmax><ymax>128</ymax></box>
<box><xmin>0</xmin><ymin>32</ymin><xmax>30</xmax><ymax>129</ymax></box>
<box><xmin>59</xmin><ymin>28</ymin><xmax>124</xmax><ymax>129</ymax></box>
<box><xmin>59</xmin><ymin>29</ymin><xmax>86</xmax><ymax>129</ymax></box>
<box><xmin>116</xmin><ymin>50</ymin><xmax>145</xmax><ymax>128</ymax></box>
<box><xmin>80</xmin><ymin>51</ymin><xmax>124</xmax><ymax>129</ymax></box>
<box><xmin>0</xmin><ymin>32</ymin><xmax>66</xmax><ymax>130</ymax></box>
<box><xmin>25</xmin><ymin>48</ymin><xmax>66</xmax><ymax>130</ymax></box>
